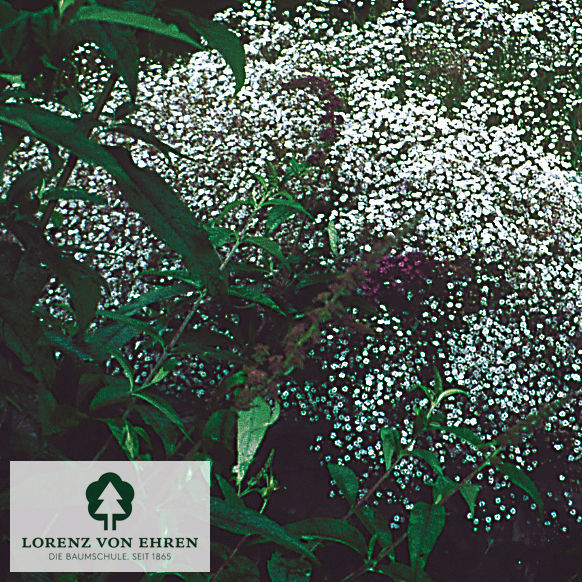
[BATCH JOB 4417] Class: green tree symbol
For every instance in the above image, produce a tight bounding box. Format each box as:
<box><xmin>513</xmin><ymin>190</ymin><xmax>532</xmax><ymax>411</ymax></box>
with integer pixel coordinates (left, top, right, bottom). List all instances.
<box><xmin>86</xmin><ymin>473</ymin><xmax>134</xmax><ymax>531</ymax></box>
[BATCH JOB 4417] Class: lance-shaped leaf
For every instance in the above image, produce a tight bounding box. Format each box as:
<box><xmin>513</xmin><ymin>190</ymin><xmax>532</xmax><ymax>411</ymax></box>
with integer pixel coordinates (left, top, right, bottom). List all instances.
<box><xmin>429</xmin><ymin>423</ymin><xmax>484</xmax><ymax>448</ymax></box>
<box><xmin>60</xmin><ymin>21</ymin><xmax>138</xmax><ymax>100</ymax></box>
<box><xmin>211</xmin><ymin>498</ymin><xmax>315</xmax><ymax>561</ymax></box>
<box><xmin>327</xmin><ymin>221</ymin><xmax>339</xmax><ymax>256</ymax></box>
<box><xmin>0</xmin><ymin>295</ymin><xmax>55</xmax><ymax>388</ymax></box>
<box><xmin>285</xmin><ymin>517</ymin><xmax>367</xmax><ymax>555</ymax></box>
<box><xmin>408</xmin><ymin>502</ymin><xmax>445</xmax><ymax>572</ymax></box>
<box><xmin>170</xmin><ymin>11</ymin><xmax>245</xmax><ymax>94</ymax></box>
<box><xmin>107</xmin><ymin>146</ymin><xmax>223</xmax><ymax>296</ymax></box>
<box><xmin>0</xmin><ymin>104</ymin><xmax>130</xmax><ymax>175</ymax></box>
<box><xmin>401</xmin><ymin>449</ymin><xmax>443</xmax><ymax>476</ymax></box>
<box><xmin>135</xmin><ymin>403</ymin><xmax>179</xmax><ymax>457</ymax></box>
<box><xmin>72</xmin><ymin>5</ymin><xmax>204</xmax><ymax>50</ymax></box>
<box><xmin>90</xmin><ymin>378</ymin><xmax>132</xmax><ymax>410</ymax></box>
<box><xmin>12</xmin><ymin>221</ymin><xmax>104</xmax><ymax>331</ymax></box>
<box><xmin>327</xmin><ymin>463</ymin><xmax>359</xmax><ymax>506</ymax></box>
<box><xmin>42</xmin><ymin>186</ymin><xmax>106</xmax><ymax>205</ymax></box>
<box><xmin>133</xmin><ymin>391</ymin><xmax>188</xmax><ymax>438</ymax></box>
<box><xmin>460</xmin><ymin>482</ymin><xmax>479</xmax><ymax>519</ymax></box>
<box><xmin>244</xmin><ymin>236</ymin><xmax>289</xmax><ymax>267</ymax></box>
<box><xmin>233</xmin><ymin>395</ymin><xmax>280</xmax><ymax>485</ymax></box>
<box><xmin>355</xmin><ymin>505</ymin><xmax>392</xmax><ymax>548</ymax></box>
<box><xmin>229</xmin><ymin>285</ymin><xmax>285</xmax><ymax>315</ymax></box>
<box><xmin>432</xmin><ymin>475</ymin><xmax>456</xmax><ymax>504</ymax></box>
<box><xmin>380</xmin><ymin>427</ymin><xmax>401</xmax><ymax>471</ymax></box>
<box><xmin>0</xmin><ymin>243</ymin><xmax>55</xmax><ymax>386</ymax></box>
<box><xmin>102</xmin><ymin>122</ymin><xmax>196</xmax><ymax>161</ymax></box>
<box><xmin>496</xmin><ymin>462</ymin><xmax>543</xmax><ymax>518</ymax></box>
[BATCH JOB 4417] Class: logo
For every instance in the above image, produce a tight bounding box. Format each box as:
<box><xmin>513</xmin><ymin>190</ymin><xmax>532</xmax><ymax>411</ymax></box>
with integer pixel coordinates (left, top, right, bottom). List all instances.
<box><xmin>86</xmin><ymin>472</ymin><xmax>134</xmax><ymax>531</ymax></box>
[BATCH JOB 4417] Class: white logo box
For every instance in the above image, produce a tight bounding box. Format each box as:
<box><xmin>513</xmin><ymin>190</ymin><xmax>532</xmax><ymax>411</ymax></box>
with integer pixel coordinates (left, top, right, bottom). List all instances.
<box><xmin>10</xmin><ymin>461</ymin><xmax>210</xmax><ymax>572</ymax></box>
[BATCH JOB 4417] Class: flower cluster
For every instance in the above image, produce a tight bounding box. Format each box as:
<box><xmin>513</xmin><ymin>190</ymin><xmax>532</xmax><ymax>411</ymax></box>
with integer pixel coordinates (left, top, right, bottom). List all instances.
<box><xmin>282</xmin><ymin>74</ymin><xmax>345</xmax><ymax>166</ymax></box>
<box><xmin>362</xmin><ymin>250</ymin><xmax>442</xmax><ymax>304</ymax></box>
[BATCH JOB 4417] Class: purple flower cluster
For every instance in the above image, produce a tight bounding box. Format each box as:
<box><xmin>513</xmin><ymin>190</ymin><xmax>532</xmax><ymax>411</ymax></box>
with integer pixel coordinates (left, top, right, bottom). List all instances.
<box><xmin>282</xmin><ymin>75</ymin><xmax>345</xmax><ymax>167</ymax></box>
<box><xmin>362</xmin><ymin>251</ymin><xmax>441</xmax><ymax>303</ymax></box>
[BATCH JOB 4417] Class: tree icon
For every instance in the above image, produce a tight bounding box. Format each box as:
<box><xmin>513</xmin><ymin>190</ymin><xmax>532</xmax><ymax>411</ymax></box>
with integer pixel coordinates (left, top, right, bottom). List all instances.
<box><xmin>86</xmin><ymin>473</ymin><xmax>134</xmax><ymax>531</ymax></box>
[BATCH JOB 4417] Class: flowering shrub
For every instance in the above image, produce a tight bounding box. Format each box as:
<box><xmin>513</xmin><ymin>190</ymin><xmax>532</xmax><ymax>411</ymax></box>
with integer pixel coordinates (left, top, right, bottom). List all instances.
<box><xmin>3</xmin><ymin>0</ymin><xmax>582</xmax><ymax>579</ymax></box>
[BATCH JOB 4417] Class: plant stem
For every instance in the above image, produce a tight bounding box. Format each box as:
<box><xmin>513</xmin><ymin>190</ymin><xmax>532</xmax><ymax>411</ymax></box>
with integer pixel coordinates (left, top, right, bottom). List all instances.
<box><xmin>38</xmin><ymin>71</ymin><xmax>119</xmax><ymax>232</ymax></box>
<box><xmin>209</xmin><ymin>534</ymin><xmax>249</xmax><ymax>581</ymax></box>
<box><xmin>140</xmin><ymin>183</ymin><xmax>273</xmax><ymax>388</ymax></box>
<box><xmin>209</xmin><ymin>498</ymin><xmax>268</xmax><ymax>581</ymax></box>
<box><xmin>337</xmin><ymin>393</ymin><xmax>574</xmax><ymax>582</ymax></box>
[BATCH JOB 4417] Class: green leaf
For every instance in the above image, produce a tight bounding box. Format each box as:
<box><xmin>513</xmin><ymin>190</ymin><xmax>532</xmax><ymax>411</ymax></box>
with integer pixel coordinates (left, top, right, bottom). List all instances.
<box><xmin>328</xmin><ymin>221</ymin><xmax>339</xmax><ymax>256</ymax></box>
<box><xmin>402</xmin><ymin>449</ymin><xmax>443</xmax><ymax>476</ymax></box>
<box><xmin>96</xmin><ymin>309</ymin><xmax>164</xmax><ymax>347</ymax></box>
<box><xmin>109</xmin><ymin>348</ymin><xmax>135</xmax><ymax>390</ymax></box>
<box><xmin>171</xmin><ymin>12</ymin><xmax>245</xmax><ymax>94</ymax></box>
<box><xmin>133</xmin><ymin>391</ymin><xmax>188</xmax><ymax>438</ymax></box>
<box><xmin>459</xmin><ymin>482</ymin><xmax>479</xmax><ymax>519</ymax></box>
<box><xmin>433</xmin><ymin>388</ymin><xmax>468</xmax><ymax>408</ymax></box>
<box><xmin>0</xmin><ymin>14</ymin><xmax>27</xmax><ymax>63</ymax></box>
<box><xmin>11</xmin><ymin>222</ymin><xmax>104</xmax><ymax>331</ymax></box>
<box><xmin>0</xmin><ymin>104</ymin><xmax>130</xmax><ymax>177</ymax></box>
<box><xmin>267</xmin><ymin>552</ymin><xmax>311</xmax><ymax>582</ymax></box>
<box><xmin>139</xmin><ymin>268</ymin><xmax>203</xmax><ymax>288</ymax></box>
<box><xmin>85</xmin><ymin>321</ymin><xmax>140</xmax><ymax>359</ymax></box>
<box><xmin>266</xmin><ymin>204</ymin><xmax>298</xmax><ymax>232</ymax></box>
<box><xmin>216</xmin><ymin>199</ymin><xmax>253</xmax><ymax>222</ymax></box>
<box><xmin>355</xmin><ymin>505</ymin><xmax>392</xmax><ymax>548</ymax></box>
<box><xmin>266</xmin><ymin>198</ymin><xmax>313</xmax><ymax>219</ymax></box>
<box><xmin>429</xmin><ymin>424</ymin><xmax>484</xmax><ymax>448</ymax></box>
<box><xmin>115</xmin><ymin>283</ymin><xmax>192</xmax><ymax>316</ymax></box>
<box><xmin>380</xmin><ymin>427</ymin><xmax>401</xmax><ymax>471</ymax></box>
<box><xmin>73</xmin><ymin>5</ymin><xmax>204</xmax><ymax>50</ymax></box>
<box><xmin>107</xmin><ymin>146</ymin><xmax>223</xmax><ymax>297</ymax></box>
<box><xmin>211</xmin><ymin>497</ymin><xmax>316</xmax><ymax>561</ymax></box>
<box><xmin>42</xmin><ymin>186</ymin><xmax>106</xmax><ymax>204</ymax></box>
<box><xmin>90</xmin><ymin>378</ymin><xmax>131</xmax><ymax>410</ymax></box>
<box><xmin>204</xmin><ymin>225</ymin><xmax>237</xmax><ymax>248</ymax></box>
<box><xmin>408</xmin><ymin>502</ymin><xmax>445</xmax><ymax>572</ymax></box>
<box><xmin>496</xmin><ymin>462</ymin><xmax>543</xmax><ymax>518</ymax></box>
<box><xmin>0</xmin><ymin>123</ymin><xmax>24</xmax><ymax>171</ymax></box>
<box><xmin>215</xmin><ymin>474</ymin><xmax>243</xmax><ymax>509</ymax></box>
<box><xmin>38</xmin><ymin>389</ymin><xmax>87</xmax><ymax>436</ymax></box>
<box><xmin>327</xmin><ymin>463</ymin><xmax>359</xmax><ymax>505</ymax></box>
<box><xmin>0</xmin><ymin>107</ymin><xmax>221</xmax><ymax>297</ymax></box>
<box><xmin>286</xmin><ymin>517</ymin><xmax>367</xmax><ymax>555</ymax></box>
<box><xmin>147</xmin><ymin>357</ymin><xmax>178</xmax><ymax>386</ymax></box>
<box><xmin>104</xmin><ymin>122</ymin><xmax>195</xmax><ymax>161</ymax></box>
<box><xmin>58</xmin><ymin>0</ymin><xmax>77</xmax><ymax>17</ymax></box>
<box><xmin>103</xmin><ymin>418</ymin><xmax>139</xmax><ymax>460</ymax></box>
<box><xmin>432</xmin><ymin>475</ymin><xmax>456</xmax><ymax>504</ymax></box>
<box><xmin>135</xmin><ymin>403</ymin><xmax>179</xmax><ymax>457</ymax></box>
<box><xmin>4</xmin><ymin>167</ymin><xmax>44</xmax><ymax>206</ymax></box>
<box><xmin>42</xmin><ymin>326</ymin><xmax>99</xmax><ymax>361</ymax></box>
<box><xmin>61</xmin><ymin>21</ymin><xmax>138</xmax><ymax>100</ymax></box>
<box><xmin>202</xmin><ymin>408</ymin><xmax>236</xmax><ymax>455</ymax></box>
<box><xmin>214</xmin><ymin>556</ymin><xmax>259</xmax><ymax>582</ymax></box>
<box><xmin>244</xmin><ymin>236</ymin><xmax>288</xmax><ymax>267</ymax></box>
<box><xmin>0</xmin><ymin>244</ymin><xmax>55</xmax><ymax>387</ymax></box>
<box><xmin>233</xmin><ymin>396</ymin><xmax>280</xmax><ymax>485</ymax></box>
<box><xmin>229</xmin><ymin>285</ymin><xmax>285</xmax><ymax>315</ymax></box>
<box><xmin>433</xmin><ymin>366</ymin><xmax>443</xmax><ymax>394</ymax></box>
